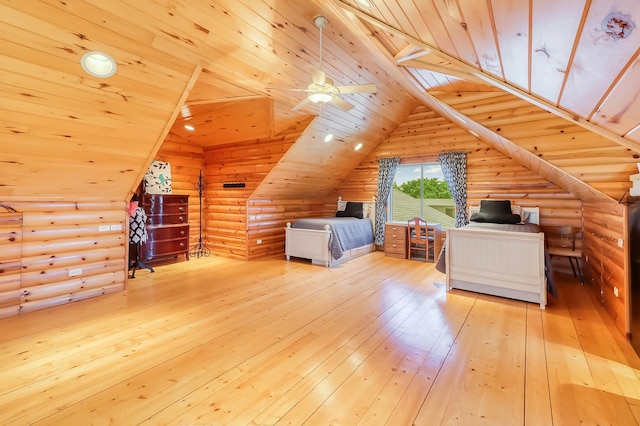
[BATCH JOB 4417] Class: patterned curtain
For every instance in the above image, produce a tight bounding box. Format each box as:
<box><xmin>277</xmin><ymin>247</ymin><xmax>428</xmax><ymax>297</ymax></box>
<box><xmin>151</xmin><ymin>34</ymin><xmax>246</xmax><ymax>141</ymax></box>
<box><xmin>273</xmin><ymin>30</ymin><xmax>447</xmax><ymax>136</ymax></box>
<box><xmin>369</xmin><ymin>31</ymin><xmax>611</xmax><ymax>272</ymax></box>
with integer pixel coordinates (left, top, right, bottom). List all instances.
<box><xmin>375</xmin><ymin>157</ymin><xmax>401</xmax><ymax>245</ymax></box>
<box><xmin>438</xmin><ymin>151</ymin><xmax>467</xmax><ymax>228</ymax></box>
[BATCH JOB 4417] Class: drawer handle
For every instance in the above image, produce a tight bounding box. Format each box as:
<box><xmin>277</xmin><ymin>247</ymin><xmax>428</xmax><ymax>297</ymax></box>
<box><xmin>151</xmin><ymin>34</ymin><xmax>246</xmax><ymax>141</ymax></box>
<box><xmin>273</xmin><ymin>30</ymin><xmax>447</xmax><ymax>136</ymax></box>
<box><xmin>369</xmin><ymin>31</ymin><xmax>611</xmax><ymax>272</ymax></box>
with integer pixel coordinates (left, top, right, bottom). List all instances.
<box><xmin>179</xmin><ymin>216</ymin><xmax>184</xmax><ymax>222</ymax></box>
<box><xmin>179</xmin><ymin>207</ymin><xmax>184</xmax><ymax>212</ymax></box>
<box><xmin>179</xmin><ymin>242</ymin><xmax>185</xmax><ymax>247</ymax></box>
<box><xmin>180</xmin><ymin>230</ymin><xmax>185</xmax><ymax>235</ymax></box>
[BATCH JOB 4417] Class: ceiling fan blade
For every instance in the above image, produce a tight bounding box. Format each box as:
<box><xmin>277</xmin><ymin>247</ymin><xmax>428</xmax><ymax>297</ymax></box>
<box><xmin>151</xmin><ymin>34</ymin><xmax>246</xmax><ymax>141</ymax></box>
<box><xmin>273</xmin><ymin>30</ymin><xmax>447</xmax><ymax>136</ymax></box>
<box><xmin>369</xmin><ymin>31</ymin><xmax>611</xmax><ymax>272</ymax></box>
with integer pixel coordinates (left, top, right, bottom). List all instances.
<box><xmin>336</xmin><ymin>83</ymin><xmax>377</xmax><ymax>94</ymax></box>
<box><xmin>311</xmin><ymin>69</ymin><xmax>326</xmax><ymax>86</ymax></box>
<box><xmin>331</xmin><ymin>96</ymin><xmax>354</xmax><ymax>112</ymax></box>
<box><xmin>292</xmin><ymin>97</ymin><xmax>311</xmax><ymax>111</ymax></box>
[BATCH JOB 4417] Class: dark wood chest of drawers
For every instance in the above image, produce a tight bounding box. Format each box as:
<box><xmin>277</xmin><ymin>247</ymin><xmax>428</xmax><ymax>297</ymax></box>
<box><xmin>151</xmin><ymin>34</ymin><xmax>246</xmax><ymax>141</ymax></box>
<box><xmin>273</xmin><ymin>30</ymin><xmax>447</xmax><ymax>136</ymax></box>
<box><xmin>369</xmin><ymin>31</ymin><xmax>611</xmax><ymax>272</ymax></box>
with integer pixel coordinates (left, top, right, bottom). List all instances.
<box><xmin>139</xmin><ymin>194</ymin><xmax>190</xmax><ymax>263</ymax></box>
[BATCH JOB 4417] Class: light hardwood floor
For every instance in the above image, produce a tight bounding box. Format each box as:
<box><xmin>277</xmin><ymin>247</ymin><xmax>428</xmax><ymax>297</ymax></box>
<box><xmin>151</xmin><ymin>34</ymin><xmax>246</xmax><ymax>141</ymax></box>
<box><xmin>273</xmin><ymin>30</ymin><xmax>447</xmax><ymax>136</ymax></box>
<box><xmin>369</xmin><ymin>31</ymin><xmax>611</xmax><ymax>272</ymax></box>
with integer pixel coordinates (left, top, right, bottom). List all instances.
<box><xmin>1</xmin><ymin>252</ymin><xmax>639</xmax><ymax>425</ymax></box>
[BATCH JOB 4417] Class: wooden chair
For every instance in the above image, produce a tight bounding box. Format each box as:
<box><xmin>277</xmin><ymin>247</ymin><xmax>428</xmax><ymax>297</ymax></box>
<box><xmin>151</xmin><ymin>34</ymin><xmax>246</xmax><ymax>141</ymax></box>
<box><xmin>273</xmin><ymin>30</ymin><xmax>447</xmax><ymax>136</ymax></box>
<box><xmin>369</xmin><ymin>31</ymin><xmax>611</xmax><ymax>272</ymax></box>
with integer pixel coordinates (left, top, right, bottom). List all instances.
<box><xmin>546</xmin><ymin>226</ymin><xmax>583</xmax><ymax>284</ymax></box>
<box><xmin>407</xmin><ymin>216</ymin><xmax>434</xmax><ymax>262</ymax></box>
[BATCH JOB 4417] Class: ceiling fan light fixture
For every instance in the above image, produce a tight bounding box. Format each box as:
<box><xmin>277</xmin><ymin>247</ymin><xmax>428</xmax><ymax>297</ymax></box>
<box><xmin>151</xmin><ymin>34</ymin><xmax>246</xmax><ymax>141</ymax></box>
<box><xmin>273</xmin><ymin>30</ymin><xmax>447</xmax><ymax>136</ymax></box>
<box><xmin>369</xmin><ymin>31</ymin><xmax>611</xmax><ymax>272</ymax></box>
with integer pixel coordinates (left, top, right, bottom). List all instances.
<box><xmin>309</xmin><ymin>92</ymin><xmax>334</xmax><ymax>103</ymax></box>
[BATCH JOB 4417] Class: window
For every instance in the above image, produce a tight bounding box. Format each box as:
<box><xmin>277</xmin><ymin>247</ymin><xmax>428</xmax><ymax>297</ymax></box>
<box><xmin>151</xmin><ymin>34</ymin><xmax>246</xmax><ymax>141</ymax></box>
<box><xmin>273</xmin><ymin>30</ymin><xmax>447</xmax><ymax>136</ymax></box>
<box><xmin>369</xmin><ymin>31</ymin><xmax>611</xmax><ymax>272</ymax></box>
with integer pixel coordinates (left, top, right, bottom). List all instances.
<box><xmin>389</xmin><ymin>163</ymin><xmax>455</xmax><ymax>228</ymax></box>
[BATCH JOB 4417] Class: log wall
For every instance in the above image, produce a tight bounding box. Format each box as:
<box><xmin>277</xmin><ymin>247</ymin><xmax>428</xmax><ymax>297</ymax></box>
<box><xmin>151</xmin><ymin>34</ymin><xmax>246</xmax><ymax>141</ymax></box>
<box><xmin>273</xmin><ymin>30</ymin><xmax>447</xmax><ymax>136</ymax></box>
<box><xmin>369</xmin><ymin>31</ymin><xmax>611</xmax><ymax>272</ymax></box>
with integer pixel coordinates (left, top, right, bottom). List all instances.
<box><xmin>333</xmin><ymin>105</ymin><xmax>582</xmax><ymax>230</ymax></box>
<box><xmin>582</xmin><ymin>199</ymin><xmax>626</xmax><ymax>335</ymax></box>
<box><xmin>0</xmin><ymin>211</ymin><xmax>23</xmax><ymax>319</ymax></box>
<box><xmin>332</xmin><ymin>105</ymin><xmax>583</xmax><ymax>270</ymax></box>
<box><xmin>0</xmin><ymin>201</ymin><xmax>127</xmax><ymax>318</ymax></box>
<box><xmin>247</xmin><ymin>200</ymin><xmax>325</xmax><ymax>260</ymax></box>
<box><xmin>203</xmin><ymin>119</ymin><xmax>311</xmax><ymax>260</ymax></box>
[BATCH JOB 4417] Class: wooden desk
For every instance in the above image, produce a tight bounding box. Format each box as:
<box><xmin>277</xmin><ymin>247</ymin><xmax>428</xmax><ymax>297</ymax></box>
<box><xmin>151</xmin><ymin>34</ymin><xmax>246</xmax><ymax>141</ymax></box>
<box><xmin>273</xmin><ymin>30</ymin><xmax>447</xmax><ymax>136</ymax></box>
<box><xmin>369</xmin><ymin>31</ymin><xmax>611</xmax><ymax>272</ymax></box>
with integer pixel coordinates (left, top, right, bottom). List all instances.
<box><xmin>384</xmin><ymin>222</ymin><xmax>444</xmax><ymax>261</ymax></box>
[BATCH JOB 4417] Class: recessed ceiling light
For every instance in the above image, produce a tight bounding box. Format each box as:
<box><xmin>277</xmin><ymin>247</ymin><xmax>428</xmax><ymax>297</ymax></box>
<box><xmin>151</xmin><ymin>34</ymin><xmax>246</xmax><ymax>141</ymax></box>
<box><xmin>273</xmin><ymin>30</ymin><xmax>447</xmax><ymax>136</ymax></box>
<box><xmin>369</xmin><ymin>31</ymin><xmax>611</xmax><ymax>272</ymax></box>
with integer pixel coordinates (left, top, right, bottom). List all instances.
<box><xmin>80</xmin><ymin>51</ymin><xmax>117</xmax><ymax>78</ymax></box>
<box><xmin>356</xmin><ymin>0</ymin><xmax>372</xmax><ymax>8</ymax></box>
<box><xmin>354</xmin><ymin>143</ymin><xmax>363</xmax><ymax>151</ymax></box>
<box><xmin>324</xmin><ymin>133</ymin><xmax>334</xmax><ymax>142</ymax></box>
<box><xmin>184</xmin><ymin>124</ymin><xmax>195</xmax><ymax>131</ymax></box>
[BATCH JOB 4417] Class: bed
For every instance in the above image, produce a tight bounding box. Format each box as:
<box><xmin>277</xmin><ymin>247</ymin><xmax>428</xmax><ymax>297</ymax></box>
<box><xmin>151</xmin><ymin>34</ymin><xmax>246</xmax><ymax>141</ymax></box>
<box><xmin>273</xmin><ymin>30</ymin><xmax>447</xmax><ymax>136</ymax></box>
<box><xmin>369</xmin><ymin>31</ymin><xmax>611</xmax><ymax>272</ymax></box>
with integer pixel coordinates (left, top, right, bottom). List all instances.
<box><xmin>444</xmin><ymin>201</ymin><xmax>549</xmax><ymax>308</ymax></box>
<box><xmin>285</xmin><ymin>197</ymin><xmax>376</xmax><ymax>267</ymax></box>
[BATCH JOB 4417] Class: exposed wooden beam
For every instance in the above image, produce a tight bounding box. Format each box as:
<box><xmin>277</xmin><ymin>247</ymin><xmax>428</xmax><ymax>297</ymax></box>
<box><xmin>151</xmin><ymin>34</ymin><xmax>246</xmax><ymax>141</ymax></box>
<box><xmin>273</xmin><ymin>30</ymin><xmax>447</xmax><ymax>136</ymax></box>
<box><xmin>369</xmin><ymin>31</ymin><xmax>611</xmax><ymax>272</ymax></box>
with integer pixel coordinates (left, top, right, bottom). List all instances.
<box><xmin>329</xmin><ymin>0</ymin><xmax>640</xmax><ymax>155</ymax></box>
<box><xmin>399</xmin><ymin>58</ymin><xmax>483</xmax><ymax>83</ymax></box>
<box><xmin>394</xmin><ymin>45</ymin><xmax>429</xmax><ymax>62</ymax></box>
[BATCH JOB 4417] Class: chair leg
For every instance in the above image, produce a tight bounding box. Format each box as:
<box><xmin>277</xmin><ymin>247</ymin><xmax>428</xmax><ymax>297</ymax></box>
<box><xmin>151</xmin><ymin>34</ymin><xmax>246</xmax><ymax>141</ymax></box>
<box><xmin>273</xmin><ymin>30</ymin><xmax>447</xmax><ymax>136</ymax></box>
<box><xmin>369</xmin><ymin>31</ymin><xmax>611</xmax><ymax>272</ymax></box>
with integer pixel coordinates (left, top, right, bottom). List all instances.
<box><xmin>575</xmin><ymin>258</ymin><xmax>583</xmax><ymax>285</ymax></box>
<box><xmin>568</xmin><ymin>257</ymin><xmax>577</xmax><ymax>277</ymax></box>
<box><xmin>569</xmin><ymin>257</ymin><xmax>584</xmax><ymax>285</ymax></box>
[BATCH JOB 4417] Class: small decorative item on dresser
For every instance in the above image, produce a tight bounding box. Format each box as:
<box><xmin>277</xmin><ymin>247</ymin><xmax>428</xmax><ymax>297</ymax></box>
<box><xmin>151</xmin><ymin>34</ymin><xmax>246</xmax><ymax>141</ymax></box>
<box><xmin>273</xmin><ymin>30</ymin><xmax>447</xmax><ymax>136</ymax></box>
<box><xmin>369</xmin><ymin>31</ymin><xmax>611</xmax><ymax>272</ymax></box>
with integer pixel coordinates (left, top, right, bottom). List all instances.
<box><xmin>138</xmin><ymin>194</ymin><xmax>190</xmax><ymax>264</ymax></box>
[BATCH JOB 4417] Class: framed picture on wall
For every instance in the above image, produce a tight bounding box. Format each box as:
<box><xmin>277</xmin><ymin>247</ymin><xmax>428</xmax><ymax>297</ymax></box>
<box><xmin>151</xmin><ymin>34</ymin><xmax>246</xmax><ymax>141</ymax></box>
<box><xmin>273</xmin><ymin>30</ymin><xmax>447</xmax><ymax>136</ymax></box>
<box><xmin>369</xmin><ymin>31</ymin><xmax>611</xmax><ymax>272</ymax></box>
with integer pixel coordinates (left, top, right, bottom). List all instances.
<box><xmin>144</xmin><ymin>161</ymin><xmax>172</xmax><ymax>194</ymax></box>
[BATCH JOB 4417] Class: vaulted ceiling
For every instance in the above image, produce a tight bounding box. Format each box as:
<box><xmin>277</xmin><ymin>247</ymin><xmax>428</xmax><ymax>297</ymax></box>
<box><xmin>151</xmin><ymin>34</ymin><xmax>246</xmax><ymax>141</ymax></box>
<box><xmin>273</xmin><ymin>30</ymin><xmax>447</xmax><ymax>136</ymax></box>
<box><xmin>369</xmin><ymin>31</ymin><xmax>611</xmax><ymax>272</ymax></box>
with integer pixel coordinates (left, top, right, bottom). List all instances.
<box><xmin>1</xmin><ymin>0</ymin><xmax>639</xmax><ymax>202</ymax></box>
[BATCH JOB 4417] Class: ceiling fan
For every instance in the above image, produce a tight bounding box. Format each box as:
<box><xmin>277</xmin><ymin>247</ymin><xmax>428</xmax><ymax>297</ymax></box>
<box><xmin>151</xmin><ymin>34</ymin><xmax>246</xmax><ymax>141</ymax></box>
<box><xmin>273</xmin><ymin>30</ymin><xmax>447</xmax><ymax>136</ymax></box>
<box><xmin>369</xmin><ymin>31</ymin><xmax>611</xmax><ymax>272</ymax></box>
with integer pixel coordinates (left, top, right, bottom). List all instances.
<box><xmin>271</xmin><ymin>15</ymin><xmax>377</xmax><ymax>112</ymax></box>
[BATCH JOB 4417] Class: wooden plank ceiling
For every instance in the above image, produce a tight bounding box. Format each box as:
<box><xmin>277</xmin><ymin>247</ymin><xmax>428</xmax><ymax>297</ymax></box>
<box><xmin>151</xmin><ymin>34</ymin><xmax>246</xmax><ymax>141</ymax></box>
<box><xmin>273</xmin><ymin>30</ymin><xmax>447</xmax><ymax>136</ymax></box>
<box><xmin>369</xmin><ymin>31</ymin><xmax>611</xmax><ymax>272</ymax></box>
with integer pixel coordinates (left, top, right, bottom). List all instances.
<box><xmin>0</xmin><ymin>0</ymin><xmax>639</xmax><ymax>202</ymax></box>
<box><xmin>326</xmin><ymin>0</ymin><xmax>640</xmax><ymax>202</ymax></box>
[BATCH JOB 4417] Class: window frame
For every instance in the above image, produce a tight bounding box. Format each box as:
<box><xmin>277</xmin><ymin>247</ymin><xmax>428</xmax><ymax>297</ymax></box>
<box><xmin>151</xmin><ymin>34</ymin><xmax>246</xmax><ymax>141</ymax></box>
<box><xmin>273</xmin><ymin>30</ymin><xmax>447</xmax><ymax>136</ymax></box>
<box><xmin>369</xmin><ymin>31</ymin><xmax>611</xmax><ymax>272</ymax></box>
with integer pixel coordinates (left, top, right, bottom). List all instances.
<box><xmin>387</xmin><ymin>159</ymin><xmax>454</xmax><ymax>228</ymax></box>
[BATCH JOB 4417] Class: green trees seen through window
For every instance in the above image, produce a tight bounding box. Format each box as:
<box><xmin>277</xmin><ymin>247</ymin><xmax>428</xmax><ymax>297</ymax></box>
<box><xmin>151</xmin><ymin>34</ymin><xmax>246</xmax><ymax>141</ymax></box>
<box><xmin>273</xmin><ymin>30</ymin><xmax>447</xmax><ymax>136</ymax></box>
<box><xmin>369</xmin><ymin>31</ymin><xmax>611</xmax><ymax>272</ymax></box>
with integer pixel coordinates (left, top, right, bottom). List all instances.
<box><xmin>394</xmin><ymin>178</ymin><xmax>451</xmax><ymax>199</ymax></box>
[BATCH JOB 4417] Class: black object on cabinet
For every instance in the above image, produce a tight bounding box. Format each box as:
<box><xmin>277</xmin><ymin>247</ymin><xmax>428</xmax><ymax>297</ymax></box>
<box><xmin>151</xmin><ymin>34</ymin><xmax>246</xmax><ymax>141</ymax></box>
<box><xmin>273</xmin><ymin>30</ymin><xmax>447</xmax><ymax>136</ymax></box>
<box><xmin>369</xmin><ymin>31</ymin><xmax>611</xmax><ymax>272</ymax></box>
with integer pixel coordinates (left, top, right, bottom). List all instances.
<box><xmin>628</xmin><ymin>197</ymin><xmax>640</xmax><ymax>355</ymax></box>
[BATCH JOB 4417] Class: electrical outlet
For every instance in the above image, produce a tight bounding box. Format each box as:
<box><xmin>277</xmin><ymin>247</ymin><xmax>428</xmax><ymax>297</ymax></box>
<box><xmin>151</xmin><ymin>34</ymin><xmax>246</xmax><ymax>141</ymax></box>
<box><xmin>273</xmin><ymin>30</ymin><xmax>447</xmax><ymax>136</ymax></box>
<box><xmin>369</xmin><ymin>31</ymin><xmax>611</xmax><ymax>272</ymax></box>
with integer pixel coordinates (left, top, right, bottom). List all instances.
<box><xmin>618</xmin><ymin>238</ymin><xmax>624</xmax><ymax>248</ymax></box>
<box><xmin>110</xmin><ymin>224</ymin><xmax>122</xmax><ymax>231</ymax></box>
<box><xmin>98</xmin><ymin>225</ymin><xmax>110</xmax><ymax>232</ymax></box>
<box><xmin>585</xmin><ymin>255</ymin><xmax>589</xmax><ymax>263</ymax></box>
<box><xmin>614</xmin><ymin>286</ymin><xmax>619</xmax><ymax>298</ymax></box>
<box><xmin>257</xmin><ymin>239</ymin><xmax>262</xmax><ymax>244</ymax></box>
<box><xmin>69</xmin><ymin>268</ymin><xmax>82</xmax><ymax>277</ymax></box>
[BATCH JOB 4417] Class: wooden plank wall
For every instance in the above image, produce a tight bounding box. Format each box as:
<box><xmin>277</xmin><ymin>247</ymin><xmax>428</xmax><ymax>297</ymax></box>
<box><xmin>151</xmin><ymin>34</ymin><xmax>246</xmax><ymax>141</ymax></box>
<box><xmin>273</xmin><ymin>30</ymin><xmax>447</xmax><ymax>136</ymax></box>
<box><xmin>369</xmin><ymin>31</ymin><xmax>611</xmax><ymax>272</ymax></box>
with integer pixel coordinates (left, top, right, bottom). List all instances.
<box><xmin>153</xmin><ymin>134</ymin><xmax>205</xmax><ymax>250</ymax></box>
<box><xmin>202</xmin><ymin>119</ymin><xmax>312</xmax><ymax>260</ymax></box>
<box><xmin>0</xmin><ymin>201</ymin><xmax>127</xmax><ymax>318</ymax></box>
<box><xmin>582</xmin><ymin>200</ymin><xmax>626</xmax><ymax>334</ymax></box>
